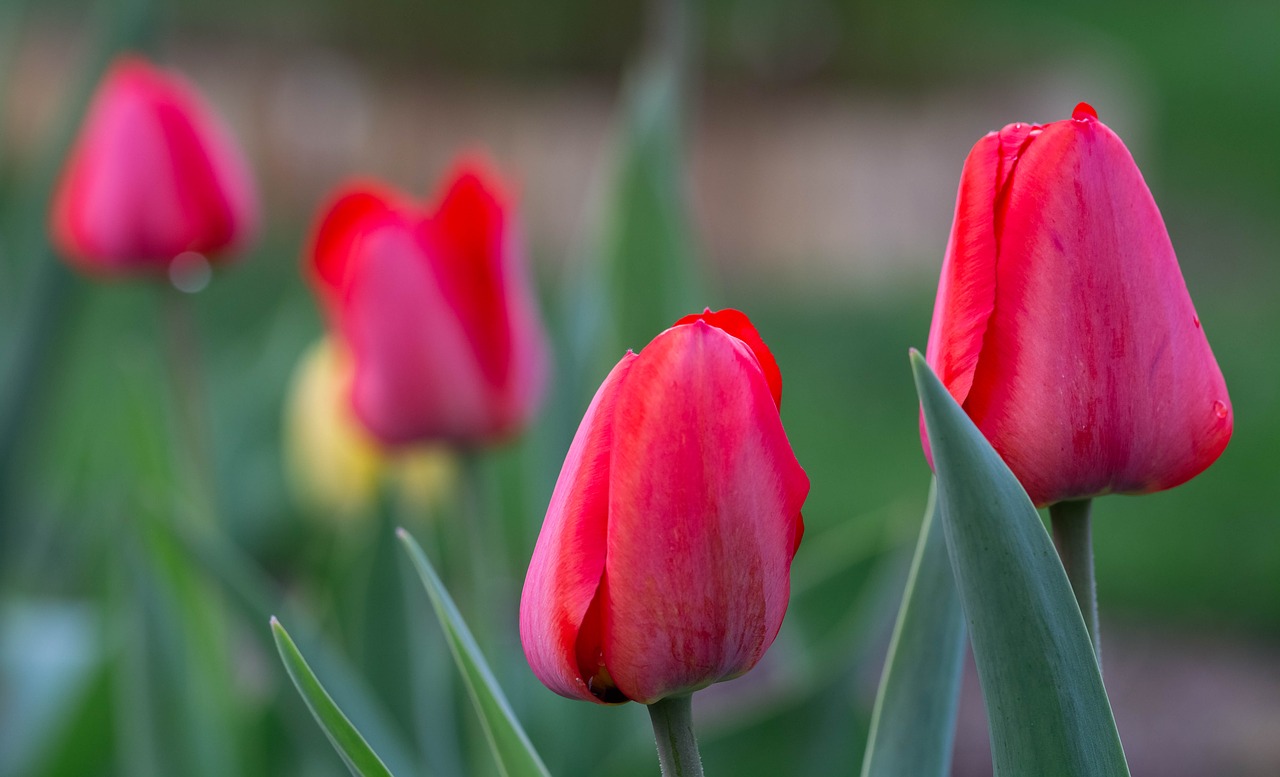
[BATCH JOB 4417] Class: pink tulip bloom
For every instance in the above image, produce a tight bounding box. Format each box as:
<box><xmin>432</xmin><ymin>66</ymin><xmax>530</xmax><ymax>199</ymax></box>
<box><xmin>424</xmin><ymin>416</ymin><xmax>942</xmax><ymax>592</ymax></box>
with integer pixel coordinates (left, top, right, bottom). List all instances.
<box><xmin>50</xmin><ymin>54</ymin><xmax>257</xmax><ymax>273</ymax></box>
<box><xmin>924</xmin><ymin>102</ymin><xmax>1232</xmax><ymax>507</ymax></box>
<box><xmin>307</xmin><ymin>156</ymin><xmax>548</xmax><ymax>446</ymax></box>
<box><xmin>520</xmin><ymin>309</ymin><xmax>809</xmax><ymax>705</ymax></box>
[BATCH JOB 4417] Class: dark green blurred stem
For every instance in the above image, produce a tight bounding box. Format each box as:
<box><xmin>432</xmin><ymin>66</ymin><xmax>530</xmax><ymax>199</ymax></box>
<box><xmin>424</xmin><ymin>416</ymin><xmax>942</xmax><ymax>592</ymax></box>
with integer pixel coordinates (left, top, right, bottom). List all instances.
<box><xmin>0</xmin><ymin>0</ymin><xmax>154</xmax><ymax>517</ymax></box>
<box><xmin>1050</xmin><ymin>499</ymin><xmax>1100</xmax><ymax>665</ymax></box>
<box><xmin>160</xmin><ymin>286</ymin><xmax>217</xmax><ymax>524</ymax></box>
<box><xmin>457</xmin><ymin>449</ymin><xmax>504</xmax><ymax>634</ymax></box>
<box><xmin>648</xmin><ymin>695</ymin><xmax>705</xmax><ymax>777</ymax></box>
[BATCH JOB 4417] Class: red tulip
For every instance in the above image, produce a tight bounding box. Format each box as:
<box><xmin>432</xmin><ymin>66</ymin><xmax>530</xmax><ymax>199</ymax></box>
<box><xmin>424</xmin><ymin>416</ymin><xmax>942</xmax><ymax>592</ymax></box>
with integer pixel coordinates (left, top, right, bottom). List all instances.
<box><xmin>520</xmin><ymin>309</ymin><xmax>808</xmax><ymax>705</ymax></box>
<box><xmin>307</xmin><ymin>155</ymin><xmax>548</xmax><ymax>446</ymax></box>
<box><xmin>50</xmin><ymin>54</ymin><xmax>257</xmax><ymax>274</ymax></box>
<box><xmin>924</xmin><ymin>102</ymin><xmax>1231</xmax><ymax>507</ymax></box>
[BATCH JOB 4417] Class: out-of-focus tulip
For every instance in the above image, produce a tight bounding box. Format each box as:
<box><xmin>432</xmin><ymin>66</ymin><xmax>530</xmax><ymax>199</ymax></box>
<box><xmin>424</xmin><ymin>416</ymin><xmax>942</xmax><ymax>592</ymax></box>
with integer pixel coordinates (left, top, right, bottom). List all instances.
<box><xmin>924</xmin><ymin>102</ymin><xmax>1231</xmax><ymax>507</ymax></box>
<box><xmin>284</xmin><ymin>336</ymin><xmax>459</xmax><ymax>519</ymax></box>
<box><xmin>520</xmin><ymin>309</ymin><xmax>809</xmax><ymax>705</ymax></box>
<box><xmin>50</xmin><ymin>54</ymin><xmax>257</xmax><ymax>274</ymax></box>
<box><xmin>306</xmin><ymin>155</ymin><xmax>548</xmax><ymax>447</ymax></box>
<box><xmin>285</xmin><ymin>337</ymin><xmax>382</xmax><ymax>516</ymax></box>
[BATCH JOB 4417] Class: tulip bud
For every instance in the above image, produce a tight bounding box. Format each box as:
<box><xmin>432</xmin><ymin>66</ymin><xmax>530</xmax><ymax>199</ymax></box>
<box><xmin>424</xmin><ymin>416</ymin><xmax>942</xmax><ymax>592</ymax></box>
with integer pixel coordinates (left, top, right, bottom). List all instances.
<box><xmin>284</xmin><ymin>337</ymin><xmax>383</xmax><ymax>517</ymax></box>
<box><xmin>520</xmin><ymin>309</ymin><xmax>809</xmax><ymax>705</ymax></box>
<box><xmin>923</xmin><ymin>103</ymin><xmax>1231</xmax><ymax>507</ymax></box>
<box><xmin>306</xmin><ymin>155</ymin><xmax>549</xmax><ymax>447</ymax></box>
<box><xmin>50</xmin><ymin>54</ymin><xmax>258</xmax><ymax>275</ymax></box>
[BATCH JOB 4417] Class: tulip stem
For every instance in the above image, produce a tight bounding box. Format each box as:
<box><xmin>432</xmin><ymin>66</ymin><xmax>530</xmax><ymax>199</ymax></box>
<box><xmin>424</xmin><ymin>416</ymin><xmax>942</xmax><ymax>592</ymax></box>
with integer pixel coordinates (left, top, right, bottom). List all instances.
<box><xmin>160</xmin><ymin>286</ymin><xmax>218</xmax><ymax>526</ymax></box>
<box><xmin>647</xmin><ymin>694</ymin><xmax>705</xmax><ymax>777</ymax></box>
<box><xmin>1050</xmin><ymin>499</ymin><xmax>1100</xmax><ymax>665</ymax></box>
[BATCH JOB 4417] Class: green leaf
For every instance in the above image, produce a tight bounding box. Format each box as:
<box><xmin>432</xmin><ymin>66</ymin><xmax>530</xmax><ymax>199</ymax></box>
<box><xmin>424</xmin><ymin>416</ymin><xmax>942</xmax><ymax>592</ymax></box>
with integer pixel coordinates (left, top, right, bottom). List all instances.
<box><xmin>560</xmin><ymin>0</ymin><xmax>700</xmax><ymax>387</ymax></box>
<box><xmin>182</xmin><ymin>525</ymin><xmax>421</xmax><ymax>776</ymax></box>
<box><xmin>397</xmin><ymin>528</ymin><xmax>551</xmax><ymax>777</ymax></box>
<box><xmin>600</xmin><ymin>44</ymin><xmax>701</xmax><ymax>354</ymax></box>
<box><xmin>860</xmin><ymin>480</ymin><xmax>966</xmax><ymax>777</ymax></box>
<box><xmin>910</xmin><ymin>351</ymin><xmax>1130</xmax><ymax>776</ymax></box>
<box><xmin>271</xmin><ymin>618</ymin><xmax>396</xmax><ymax>777</ymax></box>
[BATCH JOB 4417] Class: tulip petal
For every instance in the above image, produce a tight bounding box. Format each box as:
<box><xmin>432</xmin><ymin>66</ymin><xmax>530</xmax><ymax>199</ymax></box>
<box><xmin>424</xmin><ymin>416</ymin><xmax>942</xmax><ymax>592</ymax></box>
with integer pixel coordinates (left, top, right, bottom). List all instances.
<box><xmin>924</xmin><ymin>122</ymin><xmax>1038</xmax><ymax>404</ymax></box>
<box><xmin>603</xmin><ymin>322</ymin><xmax>808</xmax><ymax>704</ymax></box>
<box><xmin>429</xmin><ymin>159</ymin><xmax>514</xmax><ymax>391</ymax></box>
<box><xmin>50</xmin><ymin>55</ymin><xmax>257</xmax><ymax>271</ymax></box>
<box><xmin>310</xmin><ymin>185</ymin><xmax>407</xmax><ymax>304</ymax></box>
<box><xmin>150</xmin><ymin>72</ymin><xmax>258</xmax><ymax>257</ymax></box>
<box><xmin>519</xmin><ymin>354</ymin><xmax>636</xmax><ymax>703</ymax></box>
<box><xmin>963</xmin><ymin>116</ymin><xmax>1232</xmax><ymax>504</ymax></box>
<box><xmin>673</xmin><ymin>308</ymin><xmax>783</xmax><ymax>408</ymax></box>
<box><xmin>342</xmin><ymin>221</ymin><xmax>492</xmax><ymax>445</ymax></box>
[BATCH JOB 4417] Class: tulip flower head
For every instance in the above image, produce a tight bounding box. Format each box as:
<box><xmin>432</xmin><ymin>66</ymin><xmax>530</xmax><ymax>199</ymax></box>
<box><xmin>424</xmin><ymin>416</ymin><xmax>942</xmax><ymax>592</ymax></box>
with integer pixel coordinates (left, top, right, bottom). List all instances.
<box><xmin>307</xmin><ymin>155</ymin><xmax>548</xmax><ymax>447</ymax></box>
<box><xmin>51</xmin><ymin>54</ymin><xmax>258</xmax><ymax>275</ymax></box>
<box><xmin>520</xmin><ymin>309</ymin><xmax>809</xmax><ymax>705</ymax></box>
<box><xmin>924</xmin><ymin>102</ymin><xmax>1231</xmax><ymax>507</ymax></box>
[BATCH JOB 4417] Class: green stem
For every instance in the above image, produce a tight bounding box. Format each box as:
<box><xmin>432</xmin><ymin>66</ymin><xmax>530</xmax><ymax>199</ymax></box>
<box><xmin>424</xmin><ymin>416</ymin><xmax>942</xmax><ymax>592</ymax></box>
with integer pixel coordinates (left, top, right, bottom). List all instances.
<box><xmin>647</xmin><ymin>695</ymin><xmax>705</xmax><ymax>777</ymax></box>
<box><xmin>1050</xmin><ymin>499</ymin><xmax>1100</xmax><ymax>665</ymax></box>
<box><xmin>160</xmin><ymin>286</ymin><xmax>218</xmax><ymax>526</ymax></box>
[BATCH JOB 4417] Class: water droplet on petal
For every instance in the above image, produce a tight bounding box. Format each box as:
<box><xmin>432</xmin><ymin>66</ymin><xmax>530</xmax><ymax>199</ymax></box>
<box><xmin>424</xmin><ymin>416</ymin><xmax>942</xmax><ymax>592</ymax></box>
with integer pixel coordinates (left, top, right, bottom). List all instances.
<box><xmin>1072</xmin><ymin>102</ymin><xmax>1098</xmax><ymax>121</ymax></box>
<box><xmin>1213</xmin><ymin>400</ymin><xmax>1228</xmax><ymax>419</ymax></box>
<box><xmin>1193</xmin><ymin>316</ymin><xmax>1201</xmax><ymax>328</ymax></box>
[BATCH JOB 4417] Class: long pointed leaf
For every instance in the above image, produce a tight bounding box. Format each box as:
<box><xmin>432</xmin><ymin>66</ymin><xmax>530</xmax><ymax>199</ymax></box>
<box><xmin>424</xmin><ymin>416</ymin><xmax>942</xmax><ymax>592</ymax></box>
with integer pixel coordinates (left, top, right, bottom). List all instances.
<box><xmin>860</xmin><ymin>480</ymin><xmax>965</xmax><ymax>777</ymax></box>
<box><xmin>910</xmin><ymin>351</ymin><xmax>1129</xmax><ymax>776</ymax></box>
<box><xmin>271</xmin><ymin>618</ymin><xmax>395</xmax><ymax>777</ymax></box>
<box><xmin>182</xmin><ymin>526</ymin><xmax>420</xmax><ymax>776</ymax></box>
<box><xmin>396</xmin><ymin>528</ymin><xmax>550</xmax><ymax>777</ymax></box>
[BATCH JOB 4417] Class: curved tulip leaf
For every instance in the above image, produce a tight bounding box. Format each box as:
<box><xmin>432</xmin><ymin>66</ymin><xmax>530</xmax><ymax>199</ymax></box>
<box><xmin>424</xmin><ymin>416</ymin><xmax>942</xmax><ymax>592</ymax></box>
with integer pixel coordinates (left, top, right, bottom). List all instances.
<box><xmin>860</xmin><ymin>480</ymin><xmax>966</xmax><ymax>777</ymax></box>
<box><xmin>270</xmin><ymin>618</ymin><xmax>396</xmax><ymax>777</ymax></box>
<box><xmin>397</xmin><ymin>529</ymin><xmax>551</xmax><ymax>777</ymax></box>
<box><xmin>910</xmin><ymin>351</ymin><xmax>1130</xmax><ymax>777</ymax></box>
<box><xmin>184</xmin><ymin>525</ymin><xmax>420</xmax><ymax>776</ymax></box>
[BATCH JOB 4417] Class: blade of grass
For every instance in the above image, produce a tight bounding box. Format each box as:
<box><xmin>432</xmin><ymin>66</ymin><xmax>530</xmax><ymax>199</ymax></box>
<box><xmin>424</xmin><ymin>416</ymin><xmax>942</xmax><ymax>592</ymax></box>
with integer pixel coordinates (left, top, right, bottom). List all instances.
<box><xmin>272</xmin><ymin>618</ymin><xmax>396</xmax><ymax>777</ymax></box>
<box><xmin>178</xmin><ymin>524</ymin><xmax>422</xmax><ymax>776</ymax></box>
<box><xmin>397</xmin><ymin>528</ymin><xmax>550</xmax><ymax>777</ymax></box>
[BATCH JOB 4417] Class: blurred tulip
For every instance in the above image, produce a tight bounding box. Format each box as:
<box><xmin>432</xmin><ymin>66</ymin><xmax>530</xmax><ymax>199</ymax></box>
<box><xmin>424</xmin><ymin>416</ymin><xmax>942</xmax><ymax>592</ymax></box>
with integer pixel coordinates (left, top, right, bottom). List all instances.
<box><xmin>520</xmin><ymin>309</ymin><xmax>808</xmax><ymax>705</ymax></box>
<box><xmin>284</xmin><ymin>337</ymin><xmax>458</xmax><ymax>519</ymax></box>
<box><xmin>307</xmin><ymin>155</ymin><xmax>548</xmax><ymax>447</ymax></box>
<box><xmin>924</xmin><ymin>102</ymin><xmax>1231</xmax><ymax>507</ymax></box>
<box><xmin>50</xmin><ymin>54</ymin><xmax>258</xmax><ymax>274</ymax></box>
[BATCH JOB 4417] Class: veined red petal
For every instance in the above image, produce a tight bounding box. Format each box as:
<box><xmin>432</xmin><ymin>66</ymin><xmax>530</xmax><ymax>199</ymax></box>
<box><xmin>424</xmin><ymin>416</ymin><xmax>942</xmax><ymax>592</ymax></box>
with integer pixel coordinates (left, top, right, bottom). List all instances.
<box><xmin>924</xmin><ymin>131</ymin><xmax>1002</xmax><ymax>407</ymax></box>
<box><xmin>602</xmin><ymin>322</ymin><xmax>809</xmax><ymax>703</ymax></box>
<box><xmin>519</xmin><ymin>354</ymin><xmax>636</xmax><ymax>703</ymax></box>
<box><xmin>962</xmin><ymin>115</ymin><xmax>1232</xmax><ymax>505</ymax></box>
<box><xmin>674</xmin><ymin>308</ymin><xmax>783</xmax><ymax>408</ymax></box>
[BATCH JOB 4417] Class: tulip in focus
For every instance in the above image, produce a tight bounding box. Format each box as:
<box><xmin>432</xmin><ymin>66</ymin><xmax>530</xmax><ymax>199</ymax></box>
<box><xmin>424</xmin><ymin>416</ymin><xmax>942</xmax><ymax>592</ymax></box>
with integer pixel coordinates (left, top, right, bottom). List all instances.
<box><xmin>520</xmin><ymin>309</ymin><xmax>809</xmax><ymax>705</ymax></box>
<box><xmin>51</xmin><ymin>54</ymin><xmax>258</xmax><ymax>275</ymax></box>
<box><xmin>307</xmin><ymin>155</ymin><xmax>548</xmax><ymax>447</ymax></box>
<box><xmin>924</xmin><ymin>102</ymin><xmax>1231</xmax><ymax>507</ymax></box>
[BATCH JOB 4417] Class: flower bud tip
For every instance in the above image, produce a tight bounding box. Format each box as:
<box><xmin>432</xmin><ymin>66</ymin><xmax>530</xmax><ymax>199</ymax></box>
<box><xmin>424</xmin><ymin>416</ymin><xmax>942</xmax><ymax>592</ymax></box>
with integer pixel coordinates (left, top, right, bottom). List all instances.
<box><xmin>1072</xmin><ymin>102</ymin><xmax>1098</xmax><ymax>121</ymax></box>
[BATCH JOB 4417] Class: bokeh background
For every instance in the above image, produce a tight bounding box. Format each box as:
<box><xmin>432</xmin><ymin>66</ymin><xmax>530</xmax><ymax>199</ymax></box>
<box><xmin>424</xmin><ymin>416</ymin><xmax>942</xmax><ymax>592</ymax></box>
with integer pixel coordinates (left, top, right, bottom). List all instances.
<box><xmin>2</xmin><ymin>0</ymin><xmax>1278</xmax><ymax>775</ymax></box>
